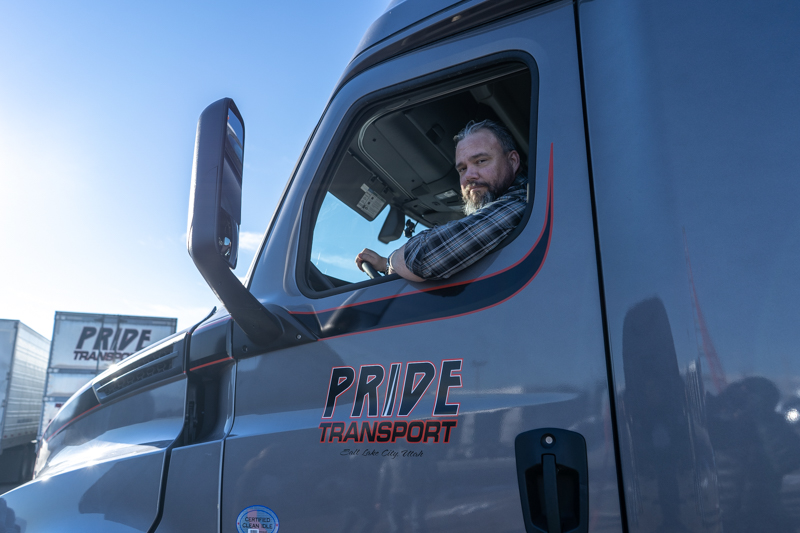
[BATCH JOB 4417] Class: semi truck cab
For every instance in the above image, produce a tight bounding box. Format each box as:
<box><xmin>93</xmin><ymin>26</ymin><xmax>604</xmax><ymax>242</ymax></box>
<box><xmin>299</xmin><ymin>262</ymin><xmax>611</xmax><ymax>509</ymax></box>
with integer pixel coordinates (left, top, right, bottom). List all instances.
<box><xmin>4</xmin><ymin>1</ymin><xmax>800</xmax><ymax>532</ymax></box>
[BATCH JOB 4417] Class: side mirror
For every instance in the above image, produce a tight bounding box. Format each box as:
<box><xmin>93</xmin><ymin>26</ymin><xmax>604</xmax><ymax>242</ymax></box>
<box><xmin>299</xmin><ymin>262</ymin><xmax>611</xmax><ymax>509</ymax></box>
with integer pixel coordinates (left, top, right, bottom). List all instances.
<box><xmin>189</xmin><ymin>98</ymin><xmax>244</xmax><ymax>269</ymax></box>
<box><xmin>187</xmin><ymin>98</ymin><xmax>281</xmax><ymax>345</ymax></box>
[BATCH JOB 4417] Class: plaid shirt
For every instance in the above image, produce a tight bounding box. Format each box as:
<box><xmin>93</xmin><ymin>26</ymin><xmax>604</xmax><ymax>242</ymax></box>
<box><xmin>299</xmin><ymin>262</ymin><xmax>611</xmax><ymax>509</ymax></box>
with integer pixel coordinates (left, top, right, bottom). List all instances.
<box><xmin>403</xmin><ymin>174</ymin><xmax>528</xmax><ymax>280</ymax></box>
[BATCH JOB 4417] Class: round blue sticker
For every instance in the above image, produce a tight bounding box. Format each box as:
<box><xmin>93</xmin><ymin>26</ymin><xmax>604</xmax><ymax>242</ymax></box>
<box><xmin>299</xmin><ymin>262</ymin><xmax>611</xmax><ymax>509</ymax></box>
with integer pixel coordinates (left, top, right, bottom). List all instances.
<box><xmin>236</xmin><ymin>505</ymin><xmax>279</xmax><ymax>533</ymax></box>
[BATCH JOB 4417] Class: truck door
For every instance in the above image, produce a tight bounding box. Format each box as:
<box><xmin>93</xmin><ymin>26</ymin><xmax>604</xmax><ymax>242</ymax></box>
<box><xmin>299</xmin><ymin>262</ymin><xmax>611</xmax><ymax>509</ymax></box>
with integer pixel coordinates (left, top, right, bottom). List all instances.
<box><xmin>220</xmin><ymin>1</ymin><xmax>622</xmax><ymax>531</ymax></box>
<box><xmin>578</xmin><ymin>1</ymin><xmax>800</xmax><ymax>531</ymax></box>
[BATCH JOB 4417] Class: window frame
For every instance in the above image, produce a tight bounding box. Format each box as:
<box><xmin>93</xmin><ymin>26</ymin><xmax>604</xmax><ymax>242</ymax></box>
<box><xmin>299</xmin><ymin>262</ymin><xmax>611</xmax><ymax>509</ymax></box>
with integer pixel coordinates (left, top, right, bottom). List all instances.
<box><xmin>295</xmin><ymin>50</ymin><xmax>540</xmax><ymax>298</ymax></box>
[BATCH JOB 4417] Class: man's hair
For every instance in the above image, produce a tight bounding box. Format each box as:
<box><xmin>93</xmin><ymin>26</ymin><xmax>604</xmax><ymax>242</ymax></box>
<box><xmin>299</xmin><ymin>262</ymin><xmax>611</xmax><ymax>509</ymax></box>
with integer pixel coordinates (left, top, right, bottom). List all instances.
<box><xmin>453</xmin><ymin>119</ymin><xmax>517</xmax><ymax>154</ymax></box>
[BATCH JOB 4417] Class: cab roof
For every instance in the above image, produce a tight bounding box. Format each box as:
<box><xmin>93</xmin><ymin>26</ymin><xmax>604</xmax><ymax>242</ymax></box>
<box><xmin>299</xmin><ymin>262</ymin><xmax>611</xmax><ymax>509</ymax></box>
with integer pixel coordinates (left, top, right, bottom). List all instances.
<box><xmin>353</xmin><ymin>0</ymin><xmax>462</xmax><ymax>57</ymax></box>
<box><xmin>344</xmin><ymin>0</ymin><xmax>548</xmax><ymax>84</ymax></box>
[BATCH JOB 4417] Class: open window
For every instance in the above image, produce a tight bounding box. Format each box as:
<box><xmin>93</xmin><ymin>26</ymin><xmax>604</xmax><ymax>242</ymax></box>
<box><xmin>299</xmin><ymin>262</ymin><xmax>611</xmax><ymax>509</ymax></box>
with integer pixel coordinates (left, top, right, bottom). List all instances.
<box><xmin>302</xmin><ymin>60</ymin><xmax>534</xmax><ymax>294</ymax></box>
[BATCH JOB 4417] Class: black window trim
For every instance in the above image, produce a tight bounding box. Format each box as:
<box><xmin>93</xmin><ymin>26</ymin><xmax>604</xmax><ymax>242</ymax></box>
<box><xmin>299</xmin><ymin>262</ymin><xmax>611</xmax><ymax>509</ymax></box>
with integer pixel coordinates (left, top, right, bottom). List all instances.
<box><xmin>295</xmin><ymin>49</ymin><xmax>540</xmax><ymax>299</ymax></box>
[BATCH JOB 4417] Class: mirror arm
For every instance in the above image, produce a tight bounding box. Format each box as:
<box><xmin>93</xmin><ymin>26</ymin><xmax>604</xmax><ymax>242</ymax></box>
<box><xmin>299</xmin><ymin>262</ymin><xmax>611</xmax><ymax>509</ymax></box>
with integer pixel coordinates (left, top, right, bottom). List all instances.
<box><xmin>187</xmin><ymin>98</ymin><xmax>283</xmax><ymax>347</ymax></box>
<box><xmin>189</xmin><ymin>236</ymin><xmax>283</xmax><ymax>345</ymax></box>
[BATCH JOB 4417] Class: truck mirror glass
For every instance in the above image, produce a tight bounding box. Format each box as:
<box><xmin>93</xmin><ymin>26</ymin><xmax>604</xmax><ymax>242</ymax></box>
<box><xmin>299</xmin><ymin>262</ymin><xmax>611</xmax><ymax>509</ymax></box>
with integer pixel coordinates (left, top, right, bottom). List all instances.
<box><xmin>226</xmin><ymin>110</ymin><xmax>244</xmax><ymax>166</ymax></box>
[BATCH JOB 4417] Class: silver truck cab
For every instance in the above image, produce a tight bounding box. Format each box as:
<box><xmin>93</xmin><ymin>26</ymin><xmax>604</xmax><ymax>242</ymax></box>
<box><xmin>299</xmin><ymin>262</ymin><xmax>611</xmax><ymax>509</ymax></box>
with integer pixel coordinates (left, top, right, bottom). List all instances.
<box><xmin>4</xmin><ymin>0</ymin><xmax>799</xmax><ymax>532</ymax></box>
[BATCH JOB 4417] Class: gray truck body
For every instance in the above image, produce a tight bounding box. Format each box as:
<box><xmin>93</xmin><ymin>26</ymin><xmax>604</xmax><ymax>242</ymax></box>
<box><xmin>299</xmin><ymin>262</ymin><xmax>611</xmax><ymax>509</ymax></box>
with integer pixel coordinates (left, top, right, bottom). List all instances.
<box><xmin>38</xmin><ymin>311</ymin><xmax>178</xmax><ymax>443</ymax></box>
<box><xmin>3</xmin><ymin>0</ymin><xmax>799</xmax><ymax>532</ymax></box>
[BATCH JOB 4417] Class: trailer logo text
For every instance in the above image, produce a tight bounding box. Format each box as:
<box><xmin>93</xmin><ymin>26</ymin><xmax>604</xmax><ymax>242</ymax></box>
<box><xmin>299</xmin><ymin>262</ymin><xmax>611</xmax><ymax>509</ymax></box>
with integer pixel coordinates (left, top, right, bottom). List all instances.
<box><xmin>72</xmin><ymin>326</ymin><xmax>153</xmax><ymax>362</ymax></box>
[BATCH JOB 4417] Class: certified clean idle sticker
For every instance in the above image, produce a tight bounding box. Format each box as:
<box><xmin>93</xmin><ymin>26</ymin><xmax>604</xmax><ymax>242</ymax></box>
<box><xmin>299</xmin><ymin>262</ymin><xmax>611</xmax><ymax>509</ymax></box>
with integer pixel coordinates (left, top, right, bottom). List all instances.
<box><xmin>236</xmin><ymin>505</ymin><xmax>279</xmax><ymax>533</ymax></box>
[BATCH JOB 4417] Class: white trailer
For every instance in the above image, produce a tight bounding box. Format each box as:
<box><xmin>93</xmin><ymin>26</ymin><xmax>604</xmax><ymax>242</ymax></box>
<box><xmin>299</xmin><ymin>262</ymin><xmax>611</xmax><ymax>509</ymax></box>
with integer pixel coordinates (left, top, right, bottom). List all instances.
<box><xmin>0</xmin><ymin>320</ymin><xmax>49</xmax><ymax>483</ymax></box>
<box><xmin>38</xmin><ymin>312</ymin><xmax>177</xmax><ymax>444</ymax></box>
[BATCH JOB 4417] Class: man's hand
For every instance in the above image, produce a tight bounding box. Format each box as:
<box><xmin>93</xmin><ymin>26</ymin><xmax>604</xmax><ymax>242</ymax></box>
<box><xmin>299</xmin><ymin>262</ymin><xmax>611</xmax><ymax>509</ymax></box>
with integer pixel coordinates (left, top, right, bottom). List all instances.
<box><xmin>356</xmin><ymin>248</ymin><xmax>387</xmax><ymax>275</ymax></box>
<box><xmin>355</xmin><ymin>245</ymin><xmax>426</xmax><ymax>282</ymax></box>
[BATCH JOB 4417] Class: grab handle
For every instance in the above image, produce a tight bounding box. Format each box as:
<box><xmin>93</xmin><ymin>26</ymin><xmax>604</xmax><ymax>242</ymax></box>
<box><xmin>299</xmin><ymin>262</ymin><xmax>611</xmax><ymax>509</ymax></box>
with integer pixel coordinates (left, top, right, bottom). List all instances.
<box><xmin>515</xmin><ymin>428</ymin><xmax>588</xmax><ymax>533</ymax></box>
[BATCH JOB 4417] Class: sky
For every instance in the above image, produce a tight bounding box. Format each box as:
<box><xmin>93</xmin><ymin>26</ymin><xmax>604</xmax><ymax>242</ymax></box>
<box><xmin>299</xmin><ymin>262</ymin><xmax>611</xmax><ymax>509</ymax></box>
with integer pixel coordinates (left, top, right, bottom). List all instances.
<box><xmin>0</xmin><ymin>0</ymin><xmax>389</xmax><ymax>338</ymax></box>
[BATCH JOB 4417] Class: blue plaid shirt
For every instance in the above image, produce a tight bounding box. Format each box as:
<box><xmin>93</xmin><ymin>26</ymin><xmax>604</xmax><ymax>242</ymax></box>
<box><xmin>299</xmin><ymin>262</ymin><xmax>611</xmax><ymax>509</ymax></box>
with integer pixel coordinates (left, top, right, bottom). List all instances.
<box><xmin>403</xmin><ymin>174</ymin><xmax>528</xmax><ymax>280</ymax></box>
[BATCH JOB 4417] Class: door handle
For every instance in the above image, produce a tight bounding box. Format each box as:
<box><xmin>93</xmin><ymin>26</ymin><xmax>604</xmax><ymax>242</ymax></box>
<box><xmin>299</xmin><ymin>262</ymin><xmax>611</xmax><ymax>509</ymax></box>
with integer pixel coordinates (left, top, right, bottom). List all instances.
<box><xmin>515</xmin><ymin>428</ymin><xmax>588</xmax><ymax>533</ymax></box>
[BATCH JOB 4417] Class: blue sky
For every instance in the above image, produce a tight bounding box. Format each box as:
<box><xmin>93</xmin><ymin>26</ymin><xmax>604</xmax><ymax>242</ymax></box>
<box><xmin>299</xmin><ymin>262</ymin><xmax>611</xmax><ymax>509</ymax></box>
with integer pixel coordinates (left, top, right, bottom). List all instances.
<box><xmin>0</xmin><ymin>0</ymin><xmax>389</xmax><ymax>338</ymax></box>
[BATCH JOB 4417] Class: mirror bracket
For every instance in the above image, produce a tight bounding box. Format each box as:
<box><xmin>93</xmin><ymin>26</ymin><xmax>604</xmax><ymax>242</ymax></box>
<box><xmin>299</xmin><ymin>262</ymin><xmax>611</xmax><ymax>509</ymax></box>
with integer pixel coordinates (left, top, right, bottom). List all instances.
<box><xmin>187</xmin><ymin>98</ymin><xmax>288</xmax><ymax>346</ymax></box>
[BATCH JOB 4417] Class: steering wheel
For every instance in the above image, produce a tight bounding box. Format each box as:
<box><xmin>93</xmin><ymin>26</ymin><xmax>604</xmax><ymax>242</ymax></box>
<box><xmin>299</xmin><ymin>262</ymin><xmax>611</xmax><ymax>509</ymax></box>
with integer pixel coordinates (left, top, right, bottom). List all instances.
<box><xmin>362</xmin><ymin>262</ymin><xmax>382</xmax><ymax>280</ymax></box>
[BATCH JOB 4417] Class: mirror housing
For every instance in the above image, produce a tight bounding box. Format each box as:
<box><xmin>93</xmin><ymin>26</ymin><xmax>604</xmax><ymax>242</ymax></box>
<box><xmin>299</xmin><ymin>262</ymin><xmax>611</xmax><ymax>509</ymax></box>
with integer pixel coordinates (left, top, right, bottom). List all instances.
<box><xmin>187</xmin><ymin>98</ymin><xmax>282</xmax><ymax>345</ymax></box>
<box><xmin>189</xmin><ymin>98</ymin><xmax>244</xmax><ymax>270</ymax></box>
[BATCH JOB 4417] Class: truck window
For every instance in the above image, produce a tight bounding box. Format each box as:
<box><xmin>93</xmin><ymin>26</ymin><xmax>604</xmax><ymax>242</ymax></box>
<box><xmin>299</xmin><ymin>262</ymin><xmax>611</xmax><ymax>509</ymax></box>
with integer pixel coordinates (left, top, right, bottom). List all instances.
<box><xmin>304</xmin><ymin>62</ymin><xmax>533</xmax><ymax>292</ymax></box>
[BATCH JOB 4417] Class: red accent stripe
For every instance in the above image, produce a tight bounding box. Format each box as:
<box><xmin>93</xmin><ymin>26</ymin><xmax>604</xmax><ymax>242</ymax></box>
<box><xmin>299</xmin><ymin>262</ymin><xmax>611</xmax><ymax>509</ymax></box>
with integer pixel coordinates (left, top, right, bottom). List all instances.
<box><xmin>310</xmin><ymin>143</ymin><xmax>555</xmax><ymax>341</ymax></box>
<box><xmin>45</xmin><ymin>402</ymin><xmax>103</xmax><ymax>442</ymax></box>
<box><xmin>189</xmin><ymin>356</ymin><xmax>234</xmax><ymax>372</ymax></box>
<box><xmin>44</xmin><ymin>369</ymin><xmax>188</xmax><ymax>441</ymax></box>
<box><xmin>294</xmin><ymin>144</ymin><xmax>554</xmax><ymax>317</ymax></box>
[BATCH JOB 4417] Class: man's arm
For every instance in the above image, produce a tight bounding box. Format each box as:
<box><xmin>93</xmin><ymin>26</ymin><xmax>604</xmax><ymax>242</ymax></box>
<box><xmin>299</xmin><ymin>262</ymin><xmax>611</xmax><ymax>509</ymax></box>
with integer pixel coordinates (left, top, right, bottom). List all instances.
<box><xmin>356</xmin><ymin>178</ymin><xmax>526</xmax><ymax>281</ymax></box>
<box><xmin>403</xmin><ymin>190</ymin><xmax>526</xmax><ymax>280</ymax></box>
<box><xmin>355</xmin><ymin>245</ymin><xmax>425</xmax><ymax>282</ymax></box>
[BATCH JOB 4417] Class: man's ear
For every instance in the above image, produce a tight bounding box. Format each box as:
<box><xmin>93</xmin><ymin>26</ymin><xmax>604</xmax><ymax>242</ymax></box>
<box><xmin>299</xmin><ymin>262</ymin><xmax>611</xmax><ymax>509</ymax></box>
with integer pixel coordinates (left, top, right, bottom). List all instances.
<box><xmin>508</xmin><ymin>150</ymin><xmax>521</xmax><ymax>175</ymax></box>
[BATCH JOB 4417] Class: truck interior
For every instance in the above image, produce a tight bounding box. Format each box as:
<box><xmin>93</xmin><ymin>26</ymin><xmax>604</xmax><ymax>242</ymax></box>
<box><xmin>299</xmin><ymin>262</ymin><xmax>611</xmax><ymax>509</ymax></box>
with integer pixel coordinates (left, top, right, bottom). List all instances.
<box><xmin>306</xmin><ymin>61</ymin><xmax>533</xmax><ymax>291</ymax></box>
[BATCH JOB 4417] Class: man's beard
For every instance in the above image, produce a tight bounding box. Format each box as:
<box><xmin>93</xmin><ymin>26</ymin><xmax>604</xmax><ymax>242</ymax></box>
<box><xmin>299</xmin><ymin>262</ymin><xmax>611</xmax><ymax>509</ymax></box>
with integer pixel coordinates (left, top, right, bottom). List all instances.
<box><xmin>462</xmin><ymin>183</ymin><xmax>499</xmax><ymax>215</ymax></box>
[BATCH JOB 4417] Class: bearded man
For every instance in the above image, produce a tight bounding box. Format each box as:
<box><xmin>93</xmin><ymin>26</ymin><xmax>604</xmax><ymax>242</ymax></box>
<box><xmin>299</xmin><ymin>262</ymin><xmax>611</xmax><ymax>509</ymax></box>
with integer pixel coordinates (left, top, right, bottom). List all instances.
<box><xmin>355</xmin><ymin>119</ymin><xmax>527</xmax><ymax>282</ymax></box>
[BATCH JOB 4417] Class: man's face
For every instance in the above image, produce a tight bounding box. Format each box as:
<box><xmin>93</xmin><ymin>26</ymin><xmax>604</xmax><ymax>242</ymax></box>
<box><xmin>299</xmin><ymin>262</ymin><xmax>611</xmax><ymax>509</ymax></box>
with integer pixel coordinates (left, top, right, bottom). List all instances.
<box><xmin>455</xmin><ymin>129</ymin><xmax>520</xmax><ymax>215</ymax></box>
